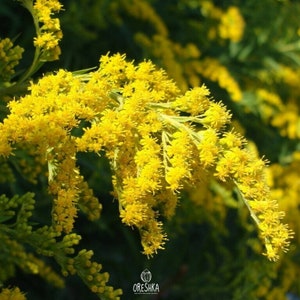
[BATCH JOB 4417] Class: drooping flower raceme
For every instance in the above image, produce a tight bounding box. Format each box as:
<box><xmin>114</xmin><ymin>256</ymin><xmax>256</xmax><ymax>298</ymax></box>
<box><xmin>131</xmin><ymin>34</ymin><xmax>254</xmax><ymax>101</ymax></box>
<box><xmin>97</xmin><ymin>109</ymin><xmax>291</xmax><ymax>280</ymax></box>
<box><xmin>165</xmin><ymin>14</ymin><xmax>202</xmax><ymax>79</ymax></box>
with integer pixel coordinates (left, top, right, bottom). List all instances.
<box><xmin>0</xmin><ymin>53</ymin><xmax>292</xmax><ymax>260</ymax></box>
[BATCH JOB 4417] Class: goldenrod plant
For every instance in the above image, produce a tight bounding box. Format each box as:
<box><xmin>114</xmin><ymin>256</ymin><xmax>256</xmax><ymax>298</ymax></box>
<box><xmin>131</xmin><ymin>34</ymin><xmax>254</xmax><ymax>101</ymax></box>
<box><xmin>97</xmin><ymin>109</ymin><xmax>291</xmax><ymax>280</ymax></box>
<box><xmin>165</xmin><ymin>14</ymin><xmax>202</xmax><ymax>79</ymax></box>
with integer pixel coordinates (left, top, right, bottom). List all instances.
<box><xmin>0</xmin><ymin>0</ymin><xmax>299</xmax><ymax>299</ymax></box>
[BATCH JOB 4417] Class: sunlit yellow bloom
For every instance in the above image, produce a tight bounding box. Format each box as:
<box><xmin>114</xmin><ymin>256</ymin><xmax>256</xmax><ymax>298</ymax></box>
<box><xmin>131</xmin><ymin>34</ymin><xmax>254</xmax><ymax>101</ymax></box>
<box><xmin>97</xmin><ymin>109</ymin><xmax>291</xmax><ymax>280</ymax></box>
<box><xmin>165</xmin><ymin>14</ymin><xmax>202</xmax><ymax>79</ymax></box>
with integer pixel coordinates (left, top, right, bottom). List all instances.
<box><xmin>0</xmin><ymin>53</ymin><xmax>292</xmax><ymax>260</ymax></box>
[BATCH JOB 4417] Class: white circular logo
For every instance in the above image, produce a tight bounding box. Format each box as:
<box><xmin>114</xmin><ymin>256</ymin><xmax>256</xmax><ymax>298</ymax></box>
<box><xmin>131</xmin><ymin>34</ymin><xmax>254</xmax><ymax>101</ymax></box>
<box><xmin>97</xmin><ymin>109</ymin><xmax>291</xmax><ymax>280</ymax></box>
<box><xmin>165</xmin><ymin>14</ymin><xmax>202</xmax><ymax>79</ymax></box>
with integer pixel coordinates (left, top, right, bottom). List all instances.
<box><xmin>140</xmin><ymin>269</ymin><xmax>152</xmax><ymax>283</ymax></box>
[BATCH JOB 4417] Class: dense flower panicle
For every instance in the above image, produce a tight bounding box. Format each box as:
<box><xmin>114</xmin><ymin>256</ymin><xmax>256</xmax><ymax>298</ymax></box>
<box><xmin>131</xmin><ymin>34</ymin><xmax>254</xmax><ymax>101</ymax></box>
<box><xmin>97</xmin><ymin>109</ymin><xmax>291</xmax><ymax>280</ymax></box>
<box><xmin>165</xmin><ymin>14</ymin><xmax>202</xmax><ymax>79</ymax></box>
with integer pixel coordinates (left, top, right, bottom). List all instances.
<box><xmin>256</xmin><ymin>89</ymin><xmax>283</xmax><ymax>121</ymax></box>
<box><xmin>0</xmin><ymin>53</ymin><xmax>292</xmax><ymax>259</ymax></box>
<box><xmin>243</xmin><ymin>67</ymin><xmax>300</xmax><ymax>142</ymax></box>
<box><xmin>251</xmin><ymin>82</ymin><xmax>300</xmax><ymax>139</ymax></box>
<box><xmin>214</xmin><ymin>139</ymin><xmax>294</xmax><ymax>260</ymax></box>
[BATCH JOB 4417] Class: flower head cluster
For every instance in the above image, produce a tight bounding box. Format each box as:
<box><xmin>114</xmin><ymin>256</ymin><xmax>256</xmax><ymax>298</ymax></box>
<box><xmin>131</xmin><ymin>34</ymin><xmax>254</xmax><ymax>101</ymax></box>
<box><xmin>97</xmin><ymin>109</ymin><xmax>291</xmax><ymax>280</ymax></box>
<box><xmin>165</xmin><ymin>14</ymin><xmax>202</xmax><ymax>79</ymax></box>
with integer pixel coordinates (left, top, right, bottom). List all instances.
<box><xmin>0</xmin><ymin>38</ymin><xmax>24</xmax><ymax>82</ymax></box>
<box><xmin>28</xmin><ymin>0</ymin><xmax>63</xmax><ymax>61</ymax></box>
<box><xmin>0</xmin><ymin>53</ymin><xmax>292</xmax><ymax>260</ymax></box>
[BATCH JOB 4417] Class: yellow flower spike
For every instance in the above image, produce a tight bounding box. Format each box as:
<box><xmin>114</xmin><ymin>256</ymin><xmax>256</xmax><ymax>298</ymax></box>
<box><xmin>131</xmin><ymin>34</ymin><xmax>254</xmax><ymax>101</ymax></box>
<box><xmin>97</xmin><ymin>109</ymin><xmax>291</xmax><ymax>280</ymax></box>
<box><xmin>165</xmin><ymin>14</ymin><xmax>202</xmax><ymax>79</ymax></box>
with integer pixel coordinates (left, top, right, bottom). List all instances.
<box><xmin>235</xmin><ymin>182</ymin><xmax>293</xmax><ymax>261</ymax></box>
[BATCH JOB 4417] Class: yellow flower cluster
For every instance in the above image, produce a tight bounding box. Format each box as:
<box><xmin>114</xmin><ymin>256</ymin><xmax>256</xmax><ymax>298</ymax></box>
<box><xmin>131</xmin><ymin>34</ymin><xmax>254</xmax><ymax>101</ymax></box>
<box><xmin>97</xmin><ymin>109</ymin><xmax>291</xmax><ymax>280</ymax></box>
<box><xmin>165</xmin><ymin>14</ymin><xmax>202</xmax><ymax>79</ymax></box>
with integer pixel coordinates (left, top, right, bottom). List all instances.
<box><xmin>1</xmin><ymin>69</ymin><xmax>99</xmax><ymax>233</ymax></box>
<box><xmin>0</xmin><ymin>38</ymin><xmax>24</xmax><ymax>82</ymax></box>
<box><xmin>0</xmin><ymin>53</ymin><xmax>292</xmax><ymax>260</ymax></box>
<box><xmin>0</xmin><ymin>287</ymin><xmax>26</xmax><ymax>300</ymax></box>
<box><xmin>218</xmin><ymin>140</ymin><xmax>293</xmax><ymax>261</ymax></box>
<box><xmin>34</xmin><ymin>0</ymin><xmax>63</xmax><ymax>61</ymax></box>
<box><xmin>27</xmin><ymin>0</ymin><xmax>63</xmax><ymax>61</ymax></box>
<box><xmin>219</xmin><ymin>6</ymin><xmax>245</xmax><ymax>42</ymax></box>
<box><xmin>199</xmin><ymin>2</ymin><xmax>245</xmax><ymax>42</ymax></box>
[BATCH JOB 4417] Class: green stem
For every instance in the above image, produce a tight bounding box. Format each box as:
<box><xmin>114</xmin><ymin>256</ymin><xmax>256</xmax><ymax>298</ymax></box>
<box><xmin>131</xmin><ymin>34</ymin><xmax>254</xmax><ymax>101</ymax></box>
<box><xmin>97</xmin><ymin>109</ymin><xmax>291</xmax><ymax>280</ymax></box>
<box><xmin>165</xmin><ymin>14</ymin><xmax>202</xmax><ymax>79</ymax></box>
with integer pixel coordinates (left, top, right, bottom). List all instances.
<box><xmin>17</xmin><ymin>0</ymin><xmax>45</xmax><ymax>84</ymax></box>
<box><xmin>159</xmin><ymin>113</ymin><xmax>202</xmax><ymax>143</ymax></box>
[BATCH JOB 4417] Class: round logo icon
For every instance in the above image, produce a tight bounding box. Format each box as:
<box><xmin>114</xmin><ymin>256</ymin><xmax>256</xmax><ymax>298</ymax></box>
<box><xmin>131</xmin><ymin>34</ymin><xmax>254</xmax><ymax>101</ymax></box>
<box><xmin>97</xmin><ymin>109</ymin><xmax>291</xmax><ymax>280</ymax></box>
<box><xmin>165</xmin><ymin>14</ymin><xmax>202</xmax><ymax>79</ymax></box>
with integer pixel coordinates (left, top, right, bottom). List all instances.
<box><xmin>140</xmin><ymin>269</ymin><xmax>152</xmax><ymax>283</ymax></box>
